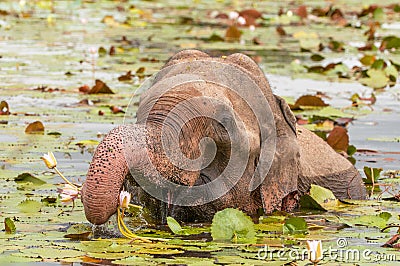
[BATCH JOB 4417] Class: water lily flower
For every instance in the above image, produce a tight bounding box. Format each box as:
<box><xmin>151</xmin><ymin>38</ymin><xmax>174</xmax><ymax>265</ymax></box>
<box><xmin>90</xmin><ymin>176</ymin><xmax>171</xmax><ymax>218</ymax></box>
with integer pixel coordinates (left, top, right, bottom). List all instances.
<box><xmin>229</xmin><ymin>11</ymin><xmax>239</xmax><ymax>20</ymax></box>
<box><xmin>41</xmin><ymin>152</ymin><xmax>57</xmax><ymax>169</ymax></box>
<box><xmin>306</xmin><ymin>240</ymin><xmax>323</xmax><ymax>264</ymax></box>
<box><xmin>58</xmin><ymin>184</ymin><xmax>79</xmax><ymax>205</ymax></box>
<box><xmin>237</xmin><ymin>16</ymin><xmax>246</xmax><ymax>25</ymax></box>
<box><xmin>119</xmin><ymin>191</ymin><xmax>131</xmax><ymax>209</ymax></box>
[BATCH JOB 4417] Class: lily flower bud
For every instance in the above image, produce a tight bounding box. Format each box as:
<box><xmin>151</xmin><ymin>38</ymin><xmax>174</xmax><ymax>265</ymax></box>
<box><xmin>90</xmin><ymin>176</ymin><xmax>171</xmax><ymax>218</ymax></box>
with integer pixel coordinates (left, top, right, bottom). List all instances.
<box><xmin>306</xmin><ymin>240</ymin><xmax>323</xmax><ymax>264</ymax></box>
<box><xmin>41</xmin><ymin>152</ymin><xmax>57</xmax><ymax>169</ymax></box>
<box><xmin>119</xmin><ymin>191</ymin><xmax>131</xmax><ymax>209</ymax></box>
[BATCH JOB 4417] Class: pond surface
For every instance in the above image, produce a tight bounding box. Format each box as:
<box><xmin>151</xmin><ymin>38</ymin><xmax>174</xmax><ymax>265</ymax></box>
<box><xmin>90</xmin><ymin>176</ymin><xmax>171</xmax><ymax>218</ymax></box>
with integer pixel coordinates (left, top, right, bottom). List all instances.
<box><xmin>0</xmin><ymin>0</ymin><xmax>400</xmax><ymax>265</ymax></box>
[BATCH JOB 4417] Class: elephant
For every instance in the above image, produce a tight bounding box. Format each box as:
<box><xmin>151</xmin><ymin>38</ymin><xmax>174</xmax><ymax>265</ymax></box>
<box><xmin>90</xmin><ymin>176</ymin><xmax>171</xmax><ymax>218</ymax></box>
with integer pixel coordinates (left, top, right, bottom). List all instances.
<box><xmin>81</xmin><ymin>50</ymin><xmax>366</xmax><ymax>225</ymax></box>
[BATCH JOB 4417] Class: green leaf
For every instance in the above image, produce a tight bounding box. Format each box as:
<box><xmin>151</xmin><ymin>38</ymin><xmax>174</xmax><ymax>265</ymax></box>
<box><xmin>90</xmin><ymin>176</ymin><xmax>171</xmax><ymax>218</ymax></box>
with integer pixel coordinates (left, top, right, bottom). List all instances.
<box><xmin>4</xmin><ymin>218</ymin><xmax>16</xmax><ymax>234</ymax></box>
<box><xmin>347</xmin><ymin>145</ymin><xmax>357</xmax><ymax>156</ymax></box>
<box><xmin>373</xmin><ymin>7</ymin><xmax>386</xmax><ymax>21</ymax></box>
<box><xmin>166</xmin><ymin>216</ymin><xmax>183</xmax><ymax>235</ymax></box>
<box><xmin>300</xmin><ymin>185</ymin><xmax>339</xmax><ymax>211</ymax></box>
<box><xmin>14</xmin><ymin>173</ymin><xmax>46</xmax><ymax>186</ymax></box>
<box><xmin>363</xmin><ymin>166</ymin><xmax>383</xmax><ymax>184</ymax></box>
<box><xmin>64</xmin><ymin>223</ymin><xmax>92</xmax><ymax>240</ymax></box>
<box><xmin>17</xmin><ymin>199</ymin><xmax>42</xmax><ymax>213</ymax></box>
<box><xmin>360</xmin><ymin>69</ymin><xmax>389</xmax><ymax>89</ymax></box>
<box><xmin>283</xmin><ymin>217</ymin><xmax>308</xmax><ymax>235</ymax></box>
<box><xmin>349</xmin><ymin>212</ymin><xmax>391</xmax><ymax>229</ymax></box>
<box><xmin>211</xmin><ymin>208</ymin><xmax>255</xmax><ymax>243</ymax></box>
<box><xmin>378</xmin><ymin>211</ymin><xmax>392</xmax><ymax>221</ymax></box>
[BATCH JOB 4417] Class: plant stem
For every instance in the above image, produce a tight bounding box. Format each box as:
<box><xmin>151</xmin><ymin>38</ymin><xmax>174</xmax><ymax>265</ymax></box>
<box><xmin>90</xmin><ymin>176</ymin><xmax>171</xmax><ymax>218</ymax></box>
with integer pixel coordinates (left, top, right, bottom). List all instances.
<box><xmin>54</xmin><ymin>167</ymin><xmax>80</xmax><ymax>190</ymax></box>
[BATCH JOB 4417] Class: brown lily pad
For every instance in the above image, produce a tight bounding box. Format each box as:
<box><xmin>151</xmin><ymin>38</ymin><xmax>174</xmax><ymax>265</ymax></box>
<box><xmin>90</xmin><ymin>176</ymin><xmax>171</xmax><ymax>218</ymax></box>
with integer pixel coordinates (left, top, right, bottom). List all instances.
<box><xmin>225</xmin><ymin>26</ymin><xmax>241</xmax><ymax>42</ymax></box>
<box><xmin>0</xmin><ymin>100</ymin><xmax>10</xmax><ymax>115</ymax></box>
<box><xmin>326</xmin><ymin>126</ymin><xmax>349</xmax><ymax>152</ymax></box>
<box><xmin>88</xmin><ymin>79</ymin><xmax>114</xmax><ymax>94</ymax></box>
<box><xmin>25</xmin><ymin>121</ymin><xmax>45</xmax><ymax>134</ymax></box>
<box><xmin>291</xmin><ymin>95</ymin><xmax>329</xmax><ymax>109</ymax></box>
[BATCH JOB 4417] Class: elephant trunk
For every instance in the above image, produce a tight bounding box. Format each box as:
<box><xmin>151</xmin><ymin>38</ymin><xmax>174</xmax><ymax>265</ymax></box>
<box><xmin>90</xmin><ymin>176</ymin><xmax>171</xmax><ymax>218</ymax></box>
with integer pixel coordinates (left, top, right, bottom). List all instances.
<box><xmin>81</xmin><ymin>125</ymin><xmax>145</xmax><ymax>225</ymax></box>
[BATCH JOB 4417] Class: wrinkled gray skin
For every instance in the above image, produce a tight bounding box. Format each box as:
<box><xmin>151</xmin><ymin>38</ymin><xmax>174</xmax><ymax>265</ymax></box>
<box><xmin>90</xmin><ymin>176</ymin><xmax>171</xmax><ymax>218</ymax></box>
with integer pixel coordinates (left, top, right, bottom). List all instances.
<box><xmin>81</xmin><ymin>50</ymin><xmax>366</xmax><ymax>225</ymax></box>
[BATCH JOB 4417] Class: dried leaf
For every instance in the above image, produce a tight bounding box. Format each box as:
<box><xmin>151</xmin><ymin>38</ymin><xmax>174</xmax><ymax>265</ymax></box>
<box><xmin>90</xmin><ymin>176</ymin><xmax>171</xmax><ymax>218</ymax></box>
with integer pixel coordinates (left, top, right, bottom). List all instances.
<box><xmin>118</xmin><ymin>71</ymin><xmax>133</xmax><ymax>81</ymax></box>
<box><xmin>0</xmin><ymin>100</ymin><xmax>10</xmax><ymax>115</ymax></box>
<box><xmin>296</xmin><ymin>5</ymin><xmax>308</xmax><ymax>19</ymax></box>
<box><xmin>276</xmin><ymin>25</ymin><xmax>286</xmax><ymax>36</ymax></box>
<box><xmin>225</xmin><ymin>26</ymin><xmax>242</xmax><ymax>42</ymax></box>
<box><xmin>25</xmin><ymin>121</ymin><xmax>44</xmax><ymax>134</ymax></box>
<box><xmin>293</xmin><ymin>95</ymin><xmax>328</xmax><ymax>109</ymax></box>
<box><xmin>326</xmin><ymin>126</ymin><xmax>349</xmax><ymax>152</ymax></box>
<box><xmin>88</xmin><ymin>80</ymin><xmax>114</xmax><ymax>94</ymax></box>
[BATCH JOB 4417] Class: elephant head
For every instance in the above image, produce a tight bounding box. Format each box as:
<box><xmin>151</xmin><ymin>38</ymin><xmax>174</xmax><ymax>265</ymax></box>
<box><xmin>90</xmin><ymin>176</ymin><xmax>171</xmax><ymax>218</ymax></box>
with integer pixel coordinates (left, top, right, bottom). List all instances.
<box><xmin>81</xmin><ymin>50</ymin><xmax>366</xmax><ymax>225</ymax></box>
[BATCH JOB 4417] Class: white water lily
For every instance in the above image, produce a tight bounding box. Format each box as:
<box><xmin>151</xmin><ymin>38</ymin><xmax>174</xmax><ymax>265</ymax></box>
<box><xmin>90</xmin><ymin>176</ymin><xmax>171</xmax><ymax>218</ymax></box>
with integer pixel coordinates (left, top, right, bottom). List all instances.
<box><xmin>58</xmin><ymin>184</ymin><xmax>79</xmax><ymax>205</ymax></box>
<box><xmin>41</xmin><ymin>151</ymin><xmax>57</xmax><ymax>169</ymax></box>
<box><xmin>119</xmin><ymin>191</ymin><xmax>131</xmax><ymax>209</ymax></box>
<box><xmin>306</xmin><ymin>240</ymin><xmax>323</xmax><ymax>264</ymax></box>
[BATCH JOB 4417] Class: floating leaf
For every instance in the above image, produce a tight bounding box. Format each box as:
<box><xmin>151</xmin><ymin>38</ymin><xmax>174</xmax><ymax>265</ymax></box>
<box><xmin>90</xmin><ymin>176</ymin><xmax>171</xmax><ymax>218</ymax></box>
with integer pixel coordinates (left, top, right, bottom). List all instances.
<box><xmin>310</xmin><ymin>54</ymin><xmax>325</xmax><ymax>62</ymax></box>
<box><xmin>380</xmin><ymin>36</ymin><xmax>400</xmax><ymax>51</ymax></box>
<box><xmin>19</xmin><ymin>247</ymin><xmax>85</xmax><ymax>259</ymax></box>
<box><xmin>293</xmin><ymin>95</ymin><xmax>328</xmax><ymax>109</ymax></box>
<box><xmin>360</xmin><ymin>69</ymin><xmax>389</xmax><ymax>89</ymax></box>
<box><xmin>166</xmin><ymin>216</ymin><xmax>183</xmax><ymax>235</ymax></box>
<box><xmin>4</xmin><ymin>218</ymin><xmax>16</xmax><ymax>234</ymax></box>
<box><xmin>74</xmin><ymin>139</ymin><xmax>99</xmax><ymax>147</ymax></box>
<box><xmin>326</xmin><ymin>126</ymin><xmax>349</xmax><ymax>152</ymax></box>
<box><xmin>17</xmin><ymin>199</ymin><xmax>42</xmax><ymax>213</ymax></box>
<box><xmin>25</xmin><ymin>121</ymin><xmax>44</xmax><ymax>134</ymax></box>
<box><xmin>300</xmin><ymin>185</ymin><xmax>339</xmax><ymax>211</ymax></box>
<box><xmin>363</xmin><ymin>166</ymin><xmax>383</xmax><ymax>184</ymax></box>
<box><xmin>14</xmin><ymin>173</ymin><xmax>46</xmax><ymax>186</ymax></box>
<box><xmin>225</xmin><ymin>26</ymin><xmax>242</xmax><ymax>42</ymax></box>
<box><xmin>0</xmin><ymin>100</ymin><xmax>10</xmax><ymax>115</ymax></box>
<box><xmin>64</xmin><ymin>223</ymin><xmax>92</xmax><ymax>240</ymax></box>
<box><xmin>88</xmin><ymin>79</ymin><xmax>114</xmax><ymax>94</ymax></box>
<box><xmin>283</xmin><ymin>217</ymin><xmax>308</xmax><ymax>235</ymax></box>
<box><xmin>211</xmin><ymin>208</ymin><xmax>255</xmax><ymax>242</ymax></box>
<box><xmin>360</xmin><ymin>54</ymin><xmax>376</xmax><ymax>66</ymax></box>
<box><xmin>113</xmin><ymin>256</ymin><xmax>155</xmax><ymax>265</ymax></box>
<box><xmin>349</xmin><ymin>212</ymin><xmax>391</xmax><ymax>228</ymax></box>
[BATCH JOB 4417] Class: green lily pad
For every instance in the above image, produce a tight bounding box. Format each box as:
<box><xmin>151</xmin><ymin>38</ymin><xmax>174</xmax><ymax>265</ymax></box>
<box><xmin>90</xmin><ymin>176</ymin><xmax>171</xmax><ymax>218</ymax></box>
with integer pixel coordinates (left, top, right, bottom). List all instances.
<box><xmin>14</xmin><ymin>173</ymin><xmax>46</xmax><ymax>186</ymax></box>
<box><xmin>4</xmin><ymin>218</ymin><xmax>16</xmax><ymax>234</ymax></box>
<box><xmin>359</xmin><ymin>69</ymin><xmax>389</xmax><ymax>89</ymax></box>
<box><xmin>363</xmin><ymin>166</ymin><xmax>383</xmax><ymax>184</ymax></box>
<box><xmin>348</xmin><ymin>212</ymin><xmax>391</xmax><ymax>229</ymax></box>
<box><xmin>166</xmin><ymin>216</ymin><xmax>183</xmax><ymax>235</ymax></box>
<box><xmin>112</xmin><ymin>256</ymin><xmax>156</xmax><ymax>265</ymax></box>
<box><xmin>211</xmin><ymin>208</ymin><xmax>255</xmax><ymax>243</ymax></box>
<box><xmin>283</xmin><ymin>217</ymin><xmax>308</xmax><ymax>235</ymax></box>
<box><xmin>17</xmin><ymin>199</ymin><xmax>42</xmax><ymax>213</ymax></box>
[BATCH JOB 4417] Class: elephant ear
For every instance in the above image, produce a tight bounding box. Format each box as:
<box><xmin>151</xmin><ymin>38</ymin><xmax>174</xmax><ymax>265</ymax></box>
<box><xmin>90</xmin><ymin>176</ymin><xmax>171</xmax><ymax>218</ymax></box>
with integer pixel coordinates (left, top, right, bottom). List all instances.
<box><xmin>225</xmin><ymin>53</ymin><xmax>301</xmax><ymax>213</ymax></box>
<box><xmin>274</xmin><ymin>95</ymin><xmax>297</xmax><ymax>135</ymax></box>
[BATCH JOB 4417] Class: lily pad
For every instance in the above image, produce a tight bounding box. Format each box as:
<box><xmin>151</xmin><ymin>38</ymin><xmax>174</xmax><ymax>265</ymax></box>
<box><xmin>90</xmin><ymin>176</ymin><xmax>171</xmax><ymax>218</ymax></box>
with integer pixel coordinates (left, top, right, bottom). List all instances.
<box><xmin>300</xmin><ymin>185</ymin><xmax>339</xmax><ymax>211</ymax></box>
<box><xmin>14</xmin><ymin>173</ymin><xmax>46</xmax><ymax>186</ymax></box>
<box><xmin>17</xmin><ymin>199</ymin><xmax>42</xmax><ymax>213</ymax></box>
<box><xmin>166</xmin><ymin>216</ymin><xmax>183</xmax><ymax>235</ymax></box>
<box><xmin>4</xmin><ymin>217</ymin><xmax>16</xmax><ymax>234</ymax></box>
<box><xmin>211</xmin><ymin>208</ymin><xmax>255</xmax><ymax>242</ymax></box>
<box><xmin>283</xmin><ymin>217</ymin><xmax>308</xmax><ymax>235</ymax></box>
